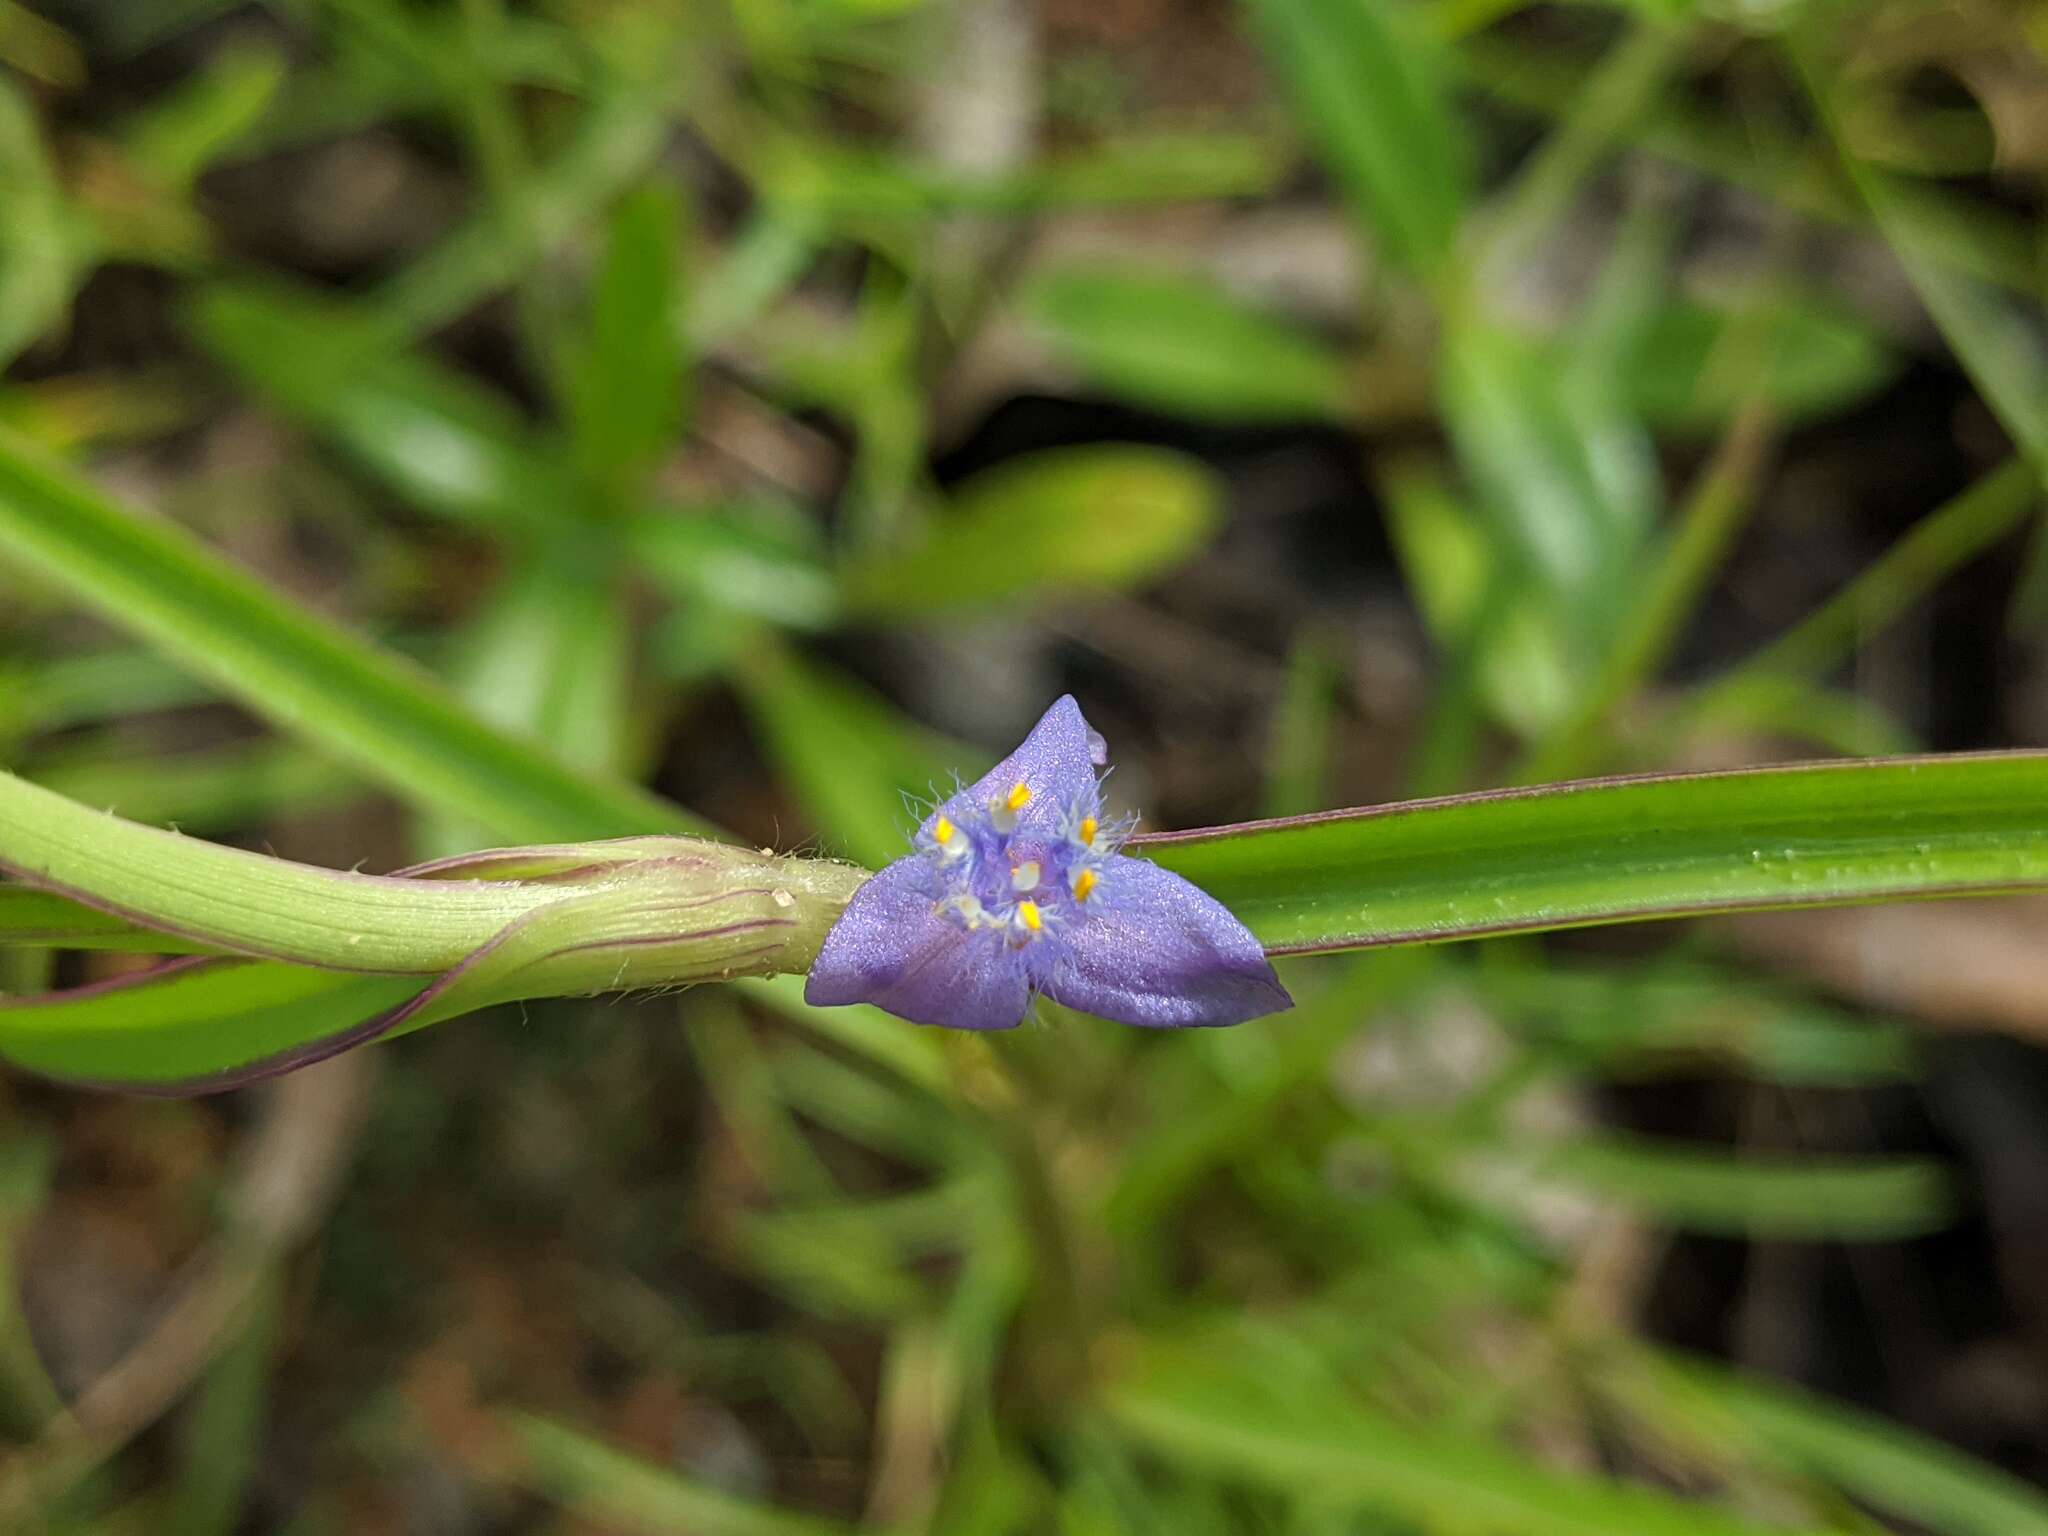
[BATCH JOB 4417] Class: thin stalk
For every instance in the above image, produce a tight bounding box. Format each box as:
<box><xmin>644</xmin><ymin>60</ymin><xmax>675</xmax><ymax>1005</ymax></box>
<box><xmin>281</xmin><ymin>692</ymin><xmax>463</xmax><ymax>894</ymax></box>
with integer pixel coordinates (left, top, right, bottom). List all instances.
<box><xmin>1458</xmin><ymin>38</ymin><xmax>2035</xmax><ymax>295</ymax></box>
<box><xmin>1480</xmin><ymin>20</ymin><xmax>1693</xmax><ymax>285</ymax></box>
<box><xmin>1516</xmin><ymin>404</ymin><xmax>1772</xmax><ymax>784</ymax></box>
<box><xmin>1674</xmin><ymin>457</ymin><xmax>2038</xmax><ymax>737</ymax></box>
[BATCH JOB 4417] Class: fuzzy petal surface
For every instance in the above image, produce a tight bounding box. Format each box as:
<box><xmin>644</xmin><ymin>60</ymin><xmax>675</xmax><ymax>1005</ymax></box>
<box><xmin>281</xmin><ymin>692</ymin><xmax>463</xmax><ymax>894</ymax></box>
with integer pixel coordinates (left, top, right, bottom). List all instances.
<box><xmin>803</xmin><ymin>859</ymin><xmax>1029</xmax><ymax>1030</ymax></box>
<box><xmin>1040</xmin><ymin>854</ymin><xmax>1293</xmax><ymax>1028</ymax></box>
<box><xmin>922</xmin><ymin>695</ymin><xmax>1104</xmax><ymax>840</ymax></box>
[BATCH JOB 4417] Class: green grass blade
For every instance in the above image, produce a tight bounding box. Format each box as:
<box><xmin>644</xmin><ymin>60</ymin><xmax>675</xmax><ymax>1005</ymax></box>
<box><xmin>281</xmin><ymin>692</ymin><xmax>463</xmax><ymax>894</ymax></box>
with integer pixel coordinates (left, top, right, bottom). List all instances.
<box><xmin>843</xmin><ymin>447</ymin><xmax>1221</xmax><ymax>616</ymax></box>
<box><xmin>0</xmin><ymin>887</ymin><xmax>217</xmax><ymax>954</ymax></box>
<box><xmin>117</xmin><ymin>41</ymin><xmax>284</xmax><ymax>194</ymax></box>
<box><xmin>1109</xmin><ymin>1349</ymin><xmax>1828</xmax><ymax>1536</ymax></box>
<box><xmin>1262</xmin><ymin>626</ymin><xmax>1345</xmax><ymax>817</ymax></box>
<box><xmin>1671</xmin><ymin>675</ymin><xmax>1920</xmax><ymax>761</ymax></box>
<box><xmin>1023</xmin><ymin>264</ymin><xmax>1350</xmax><ymax>423</ymax></box>
<box><xmin>1107</xmin><ymin>952</ymin><xmax>1431</xmax><ymax>1231</ymax></box>
<box><xmin>0</xmin><ymin>427</ymin><xmax>707</xmax><ymax>842</ymax></box>
<box><xmin>735</xmin><ymin>974</ymin><xmax>950</xmax><ymax>1097</ymax></box>
<box><xmin>1859</xmin><ymin>179</ymin><xmax>2048</xmax><ymax>456</ymax></box>
<box><xmin>1458</xmin><ymin>37</ymin><xmax>2035</xmax><ymax>295</ymax></box>
<box><xmin>561</xmin><ymin>182</ymin><xmax>691</xmax><ymax>503</ymax></box>
<box><xmin>188</xmin><ymin>281</ymin><xmax>567</xmax><ymax>529</ymax></box>
<box><xmin>30</xmin><ymin>740</ymin><xmax>361</xmax><ymax>836</ymax></box>
<box><xmin>422</xmin><ymin>549</ymin><xmax>636</xmax><ymax>856</ymax></box>
<box><xmin>0</xmin><ymin>1132</ymin><xmax>59</xmax><ymax>1430</ymax></box>
<box><xmin>1134</xmin><ymin>752</ymin><xmax>2048</xmax><ymax>953</ymax></box>
<box><xmin>1528</xmin><ymin>1136</ymin><xmax>1952</xmax><ymax>1238</ymax></box>
<box><xmin>1629</xmin><ymin>1354</ymin><xmax>2048</xmax><ymax>1536</ymax></box>
<box><xmin>0</xmin><ymin>961</ymin><xmax>425</xmax><ymax>1089</ymax></box>
<box><xmin>1485</xmin><ymin>961</ymin><xmax>1917</xmax><ymax>1087</ymax></box>
<box><xmin>362</xmin><ymin>84</ymin><xmax>674</xmax><ymax>345</ymax></box>
<box><xmin>504</xmin><ymin>1412</ymin><xmax>856</xmax><ymax>1536</ymax></box>
<box><xmin>1481</xmin><ymin>20</ymin><xmax>1688</xmax><ymax>280</ymax></box>
<box><xmin>1438</xmin><ymin>314</ymin><xmax>1657</xmax><ymax>656</ymax></box>
<box><xmin>173</xmin><ymin>1262</ymin><xmax>282</xmax><ymax>1536</ymax></box>
<box><xmin>1381</xmin><ymin>458</ymin><xmax>1575</xmax><ymax>773</ymax></box>
<box><xmin>1799</xmin><ymin>45</ymin><xmax>2048</xmax><ymax>465</ymax></box>
<box><xmin>758</xmin><ymin>133</ymin><xmax>1286</xmax><ymax>217</ymax></box>
<box><xmin>0</xmin><ymin>78</ymin><xmax>94</xmax><ymax>368</ymax></box>
<box><xmin>2</xmin><ymin>645</ymin><xmax>215</xmax><ymax>736</ymax></box>
<box><xmin>631</xmin><ymin>499</ymin><xmax>840</xmax><ymax>632</ymax></box>
<box><xmin>1683</xmin><ymin>458</ymin><xmax>2038</xmax><ymax>723</ymax></box>
<box><xmin>1245</xmin><ymin>0</ymin><xmax>1469</xmax><ymax>282</ymax></box>
<box><xmin>1625</xmin><ymin>291</ymin><xmax>1899</xmax><ymax>433</ymax></box>
<box><xmin>1516</xmin><ymin>409</ymin><xmax>1769</xmax><ymax>782</ymax></box>
<box><xmin>734</xmin><ymin>641</ymin><xmax>975</xmax><ymax>868</ymax></box>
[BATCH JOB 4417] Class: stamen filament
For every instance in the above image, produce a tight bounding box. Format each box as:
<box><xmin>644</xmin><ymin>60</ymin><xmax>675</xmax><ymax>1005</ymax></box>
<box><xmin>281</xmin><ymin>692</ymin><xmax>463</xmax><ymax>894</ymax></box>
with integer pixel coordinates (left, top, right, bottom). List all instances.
<box><xmin>990</xmin><ymin>781</ymin><xmax>1032</xmax><ymax>833</ymax></box>
<box><xmin>933</xmin><ymin>813</ymin><xmax>971</xmax><ymax>861</ymax></box>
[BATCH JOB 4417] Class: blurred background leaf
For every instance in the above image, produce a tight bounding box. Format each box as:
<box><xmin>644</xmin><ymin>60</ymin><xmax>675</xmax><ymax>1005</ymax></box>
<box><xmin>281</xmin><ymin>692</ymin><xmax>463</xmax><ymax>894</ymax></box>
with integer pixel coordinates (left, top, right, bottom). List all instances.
<box><xmin>6</xmin><ymin>0</ymin><xmax>2048</xmax><ymax>1529</ymax></box>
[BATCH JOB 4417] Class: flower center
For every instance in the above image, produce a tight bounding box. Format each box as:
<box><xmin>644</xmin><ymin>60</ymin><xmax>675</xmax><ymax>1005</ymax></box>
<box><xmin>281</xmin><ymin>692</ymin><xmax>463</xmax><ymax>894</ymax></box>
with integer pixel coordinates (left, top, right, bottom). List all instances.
<box><xmin>923</xmin><ymin>785</ymin><xmax>1110</xmax><ymax>944</ymax></box>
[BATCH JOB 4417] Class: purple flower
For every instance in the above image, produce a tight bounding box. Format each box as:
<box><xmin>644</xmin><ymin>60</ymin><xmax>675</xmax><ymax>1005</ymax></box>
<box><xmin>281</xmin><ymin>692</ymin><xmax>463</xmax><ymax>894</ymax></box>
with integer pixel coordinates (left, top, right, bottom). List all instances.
<box><xmin>803</xmin><ymin>696</ymin><xmax>1293</xmax><ymax>1030</ymax></box>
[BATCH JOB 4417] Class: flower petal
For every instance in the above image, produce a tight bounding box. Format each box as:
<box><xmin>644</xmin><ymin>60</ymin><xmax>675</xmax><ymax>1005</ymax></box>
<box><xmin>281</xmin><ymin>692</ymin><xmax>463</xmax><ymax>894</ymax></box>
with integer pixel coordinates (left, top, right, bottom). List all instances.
<box><xmin>1039</xmin><ymin>854</ymin><xmax>1292</xmax><ymax>1028</ymax></box>
<box><xmin>803</xmin><ymin>858</ymin><xmax>1029</xmax><ymax>1030</ymax></box>
<box><xmin>925</xmin><ymin>695</ymin><xmax>1104</xmax><ymax>839</ymax></box>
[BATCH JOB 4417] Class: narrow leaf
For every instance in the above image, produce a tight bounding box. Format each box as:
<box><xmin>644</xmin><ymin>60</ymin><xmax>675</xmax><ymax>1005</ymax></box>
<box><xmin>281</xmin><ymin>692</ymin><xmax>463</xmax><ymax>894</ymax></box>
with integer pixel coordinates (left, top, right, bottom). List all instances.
<box><xmin>505</xmin><ymin>1412</ymin><xmax>856</xmax><ymax>1536</ymax></box>
<box><xmin>733</xmin><ymin>642</ymin><xmax>975</xmax><ymax>868</ymax></box>
<box><xmin>1639</xmin><ymin>1354</ymin><xmax>2048</xmax><ymax>1536</ymax></box>
<box><xmin>0</xmin><ymin>427</ymin><xmax>704</xmax><ymax>841</ymax></box>
<box><xmin>562</xmin><ymin>183</ymin><xmax>690</xmax><ymax>501</ymax></box>
<box><xmin>1527</xmin><ymin>1136</ymin><xmax>1951</xmax><ymax>1238</ymax></box>
<box><xmin>0</xmin><ymin>961</ymin><xmax>424</xmax><ymax>1090</ymax></box>
<box><xmin>1111</xmin><ymin>1348</ymin><xmax>1811</xmax><ymax>1536</ymax></box>
<box><xmin>1025</xmin><ymin>265</ymin><xmax>1349</xmax><ymax>423</ymax></box>
<box><xmin>1244</xmin><ymin>0</ymin><xmax>1469</xmax><ymax>280</ymax></box>
<box><xmin>0</xmin><ymin>887</ymin><xmax>218</xmax><ymax>953</ymax></box>
<box><xmin>845</xmin><ymin>447</ymin><xmax>1221</xmax><ymax>616</ymax></box>
<box><xmin>1439</xmin><ymin>315</ymin><xmax>1655</xmax><ymax>640</ymax></box>
<box><xmin>1627</xmin><ymin>293</ymin><xmax>1898</xmax><ymax>431</ymax></box>
<box><xmin>188</xmin><ymin>282</ymin><xmax>564</xmax><ymax>528</ymax></box>
<box><xmin>1135</xmin><ymin>753</ymin><xmax>2048</xmax><ymax>953</ymax></box>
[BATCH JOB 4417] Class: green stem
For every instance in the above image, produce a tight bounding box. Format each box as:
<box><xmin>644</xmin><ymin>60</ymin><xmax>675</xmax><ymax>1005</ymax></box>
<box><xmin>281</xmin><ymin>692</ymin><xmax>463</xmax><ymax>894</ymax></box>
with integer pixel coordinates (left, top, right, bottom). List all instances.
<box><xmin>1479</xmin><ymin>20</ymin><xmax>1692</xmax><ymax>284</ymax></box>
<box><xmin>0</xmin><ymin>767</ymin><xmax>540</xmax><ymax>970</ymax></box>
<box><xmin>1674</xmin><ymin>457</ymin><xmax>2038</xmax><ymax>737</ymax></box>
<box><xmin>0</xmin><ymin>765</ymin><xmax>864</xmax><ymax>980</ymax></box>
<box><xmin>1516</xmin><ymin>404</ymin><xmax>1771</xmax><ymax>783</ymax></box>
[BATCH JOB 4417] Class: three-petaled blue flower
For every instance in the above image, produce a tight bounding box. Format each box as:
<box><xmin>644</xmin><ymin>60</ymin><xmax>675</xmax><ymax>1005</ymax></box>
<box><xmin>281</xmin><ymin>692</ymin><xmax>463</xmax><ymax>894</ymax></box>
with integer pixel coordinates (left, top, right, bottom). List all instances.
<box><xmin>803</xmin><ymin>696</ymin><xmax>1293</xmax><ymax>1030</ymax></box>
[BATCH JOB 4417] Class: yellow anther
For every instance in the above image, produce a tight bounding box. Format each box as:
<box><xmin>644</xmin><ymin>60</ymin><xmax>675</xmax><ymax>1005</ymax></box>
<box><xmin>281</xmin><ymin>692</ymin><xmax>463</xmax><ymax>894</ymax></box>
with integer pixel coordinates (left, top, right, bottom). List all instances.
<box><xmin>1072</xmin><ymin>868</ymin><xmax>1098</xmax><ymax>903</ymax></box>
<box><xmin>1079</xmin><ymin>815</ymin><xmax>1098</xmax><ymax>846</ymax></box>
<box><xmin>1016</xmin><ymin>899</ymin><xmax>1043</xmax><ymax>933</ymax></box>
<box><xmin>931</xmin><ymin>813</ymin><xmax>972</xmax><ymax>862</ymax></box>
<box><xmin>990</xmin><ymin>781</ymin><xmax>1032</xmax><ymax>834</ymax></box>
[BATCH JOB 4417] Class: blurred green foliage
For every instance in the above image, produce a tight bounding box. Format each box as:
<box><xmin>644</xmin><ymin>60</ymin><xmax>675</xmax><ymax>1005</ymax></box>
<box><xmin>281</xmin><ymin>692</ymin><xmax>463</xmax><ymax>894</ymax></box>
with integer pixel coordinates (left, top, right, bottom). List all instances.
<box><xmin>3</xmin><ymin>0</ymin><xmax>2048</xmax><ymax>1530</ymax></box>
